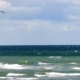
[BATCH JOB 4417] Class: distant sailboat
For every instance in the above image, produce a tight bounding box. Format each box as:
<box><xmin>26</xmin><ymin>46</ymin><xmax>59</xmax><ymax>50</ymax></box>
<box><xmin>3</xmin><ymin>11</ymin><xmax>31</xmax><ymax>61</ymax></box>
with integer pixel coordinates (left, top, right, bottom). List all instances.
<box><xmin>0</xmin><ymin>11</ymin><xmax>5</xmax><ymax>14</ymax></box>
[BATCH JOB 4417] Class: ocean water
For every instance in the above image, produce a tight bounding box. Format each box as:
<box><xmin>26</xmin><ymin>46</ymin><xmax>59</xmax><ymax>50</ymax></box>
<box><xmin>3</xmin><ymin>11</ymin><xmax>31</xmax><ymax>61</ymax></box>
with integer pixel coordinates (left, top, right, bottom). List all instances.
<box><xmin>0</xmin><ymin>45</ymin><xmax>80</xmax><ymax>80</ymax></box>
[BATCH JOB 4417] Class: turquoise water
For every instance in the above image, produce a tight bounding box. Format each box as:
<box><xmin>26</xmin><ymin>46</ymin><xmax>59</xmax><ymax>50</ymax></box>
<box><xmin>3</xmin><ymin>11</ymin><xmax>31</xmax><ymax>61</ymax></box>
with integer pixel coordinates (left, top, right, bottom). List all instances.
<box><xmin>0</xmin><ymin>56</ymin><xmax>80</xmax><ymax>80</ymax></box>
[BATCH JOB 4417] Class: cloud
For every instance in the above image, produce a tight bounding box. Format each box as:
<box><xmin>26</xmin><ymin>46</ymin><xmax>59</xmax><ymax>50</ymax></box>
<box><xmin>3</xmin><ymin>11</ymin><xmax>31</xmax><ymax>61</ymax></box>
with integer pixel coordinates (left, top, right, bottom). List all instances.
<box><xmin>0</xmin><ymin>19</ymin><xmax>79</xmax><ymax>32</ymax></box>
<box><xmin>52</xmin><ymin>0</ymin><xmax>80</xmax><ymax>5</ymax></box>
<box><xmin>3</xmin><ymin>26</ymin><xmax>15</xmax><ymax>31</ymax></box>
<box><xmin>0</xmin><ymin>0</ymin><xmax>80</xmax><ymax>44</ymax></box>
<box><xmin>0</xmin><ymin>0</ymin><xmax>42</xmax><ymax>20</ymax></box>
<box><xmin>70</xmin><ymin>0</ymin><xmax>80</xmax><ymax>5</ymax></box>
<box><xmin>68</xmin><ymin>15</ymin><xmax>80</xmax><ymax>20</ymax></box>
<box><xmin>0</xmin><ymin>19</ymin><xmax>80</xmax><ymax>45</ymax></box>
<box><xmin>0</xmin><ymin>0</ymin><xmax>11</xmax><ymax>9</ymax></box>
<box><xmin>59</xmin><ymin>25</ymin><xmax>78</xmax><ymax>31</ymax></box>
<box><xmin>1</xmin><ymin>0</ymin><xmax>80</xmax><ymax>21</ymax></box>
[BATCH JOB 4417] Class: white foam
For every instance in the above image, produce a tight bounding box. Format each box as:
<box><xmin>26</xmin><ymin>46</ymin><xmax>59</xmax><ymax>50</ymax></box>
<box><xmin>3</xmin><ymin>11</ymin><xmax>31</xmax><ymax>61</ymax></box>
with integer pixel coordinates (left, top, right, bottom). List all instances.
<box><xmin>44</xmin><ymin>66</ymin><xmax>53</xmax><ymax>70</ymax></box>
<box><xmin>25</xmin><ymin>66</ymin><xmax>42</xmax><ymax>70</ymax></box>
<box><xmin>56</xmin><ymin>56</ymin><xmax>62</xmax><ymax>58</ymax></box>
<box><xmin>45</xmin><ymin>72</ymin><xmax>80</xmax><ymax>77</ymax></box>
<box><xmin>38</xmin><ymin>62</ymin><xmax>49</xmax><ymax>65</ymax></box>
<box><xmin>0</xmin><ymin>77</ymin><xmax>14</xmax><ymax>80</ymax></box>
<box><xmin>0</xmin><ymin>77</ymin><xmax>38</xmax><ymax>80</ymax></box>
<box><xmin>34</xmin><ymin>74</ymin><xmax>47</xmax><ymax>77</ymax></box>
<box><xmin>49</xmin><ymin>56</ymin><xmax>62</xmax><ymax>59</ymax></box>
<box><xmin>72</xmin><ymin>67</ymin><xmax>80</xmax><ymax>70</ymax></box>
<box><xmin>0</xmin><ymin>77</ymin><xmax>12</xmax><ymax>79</ymax></box>
<box><xmin>7</xmin><ymin>73</ymin><xmax>26</xmax><ymax>76</ymax></box>
<box><xmin>75</xmin><ymin>50</ymin><xmax>78</xmax><ymax>52</ymax></box>
<box><xmin>0</xmin><ymin>63</ymin><xmax>43</xmax><ymax>70</ymax></box>
<box><xmin>69</xmin><ymin>62</ymin><xmax>77</xmax><ymax>64</ymax></box>
<box><xmin>0</xmin><ymin>63</ymin><xmax>4</xmax><ymax>67</ymax></box>
<box><xmin>49</xmin><ymin>56</ymin><xmax>54</xmax><ymax>58</ymax></box>
<box><xmin>25</xmin><ymin>61</ymin><xmax>28</xmax><ymax>62</ymax></box>
<box><xmin>0</xmin><ymin>63</ymin><xmax>26</xmax><ymax>69</ymax></box>
<box><xmin>17</xmin><ymin>78</ymin><xmax>38</xmax><ymax>80</ymax></box>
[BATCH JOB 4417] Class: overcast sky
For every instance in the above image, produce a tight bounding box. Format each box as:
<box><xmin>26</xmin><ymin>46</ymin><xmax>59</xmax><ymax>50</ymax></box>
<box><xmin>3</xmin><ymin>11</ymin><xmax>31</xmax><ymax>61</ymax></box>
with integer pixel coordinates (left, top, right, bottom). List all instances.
<box><xmin>0</xmin><ymin>0</ymin><xmax>80</xmax><ymax>45</ymax></box>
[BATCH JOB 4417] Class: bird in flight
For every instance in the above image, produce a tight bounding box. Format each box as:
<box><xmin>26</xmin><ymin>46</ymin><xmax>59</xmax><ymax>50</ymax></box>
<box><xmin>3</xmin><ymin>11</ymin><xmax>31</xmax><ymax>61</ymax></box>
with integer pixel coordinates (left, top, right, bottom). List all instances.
<box><xmin>0</xmin><ymin>11</ymin><xmax>5</xmax><ymax>14</ymax></box>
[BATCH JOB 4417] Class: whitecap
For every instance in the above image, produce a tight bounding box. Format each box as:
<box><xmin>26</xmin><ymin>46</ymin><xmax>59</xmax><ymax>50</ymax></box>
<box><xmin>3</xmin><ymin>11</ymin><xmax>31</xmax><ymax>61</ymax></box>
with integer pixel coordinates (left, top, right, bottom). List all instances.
<box><xmin>34</xmin><ymin>74</ymin><xmax>47</xmax><ymax>77</ymax></box>
<box><xmin>72</xmin><ymin>67</ymin><xmax>80</xmax><ymax>70</ymax></box>
<box><xmin>56</xmin><ymin>56</ymin><xmax>62</xmax><ymax>58</ymax></box>
<box><xmin>7</xmin><ymin>73</ymin><xmax>26</xmax><ymax>76</ymax></box>
<box><xmin>0</xmin><ymin>77</ymin><xmax>38</xmax><ymax>80</ymax></box>
<box><xmin>0</xmin><ymin>77</ymin><xmax>14</xmax><ymax>80</ymax></box>
<box><xmin>38</xmin><ymin>62</ymin><xmax>49</xmax><ymax>65</ymax></box>
<box><xmin>69</xmin><ymin>62</ymin><xmax>77</xmax><ymax>64</ymax></box>
<box><xmin>0</xmin><ymin>63</ymin><xmax>4</xmax><ymax>67</ymax></box>
<box><xmin>25</xmin><ymin>66</ymin><xmax>42</xmax><ymax>70</ymax></box>
<box><xmin>43</xmin><ymin>66</ymin><xmax>53</xmax><ymax>70</ymax></box>
<box><xmin>75</xmin><ymin>50</ymin><xmax>78</xmax><ymax>52</ymax></box>
<box><xmin>45</xmin><ymin>72</ymin><xmax>80</xmax><ymax>77</ymax></box>
<box><xmin>49</xmin><ymin>56</ymin><xmax>62</xmax><ymax>59</ymax></box>
<box><xmin>25</xmin><ymin>61</ymin><xmax>28</xmax><ymax>62</ymax></box>
<box><xmin>49</xmin><ymin>56</ymin><xmax>54</xmax><ymax>58</ymax></box>
<box><xmin>0</xmin><ymin>63</ymin><xmax>26</xmax><ymax>69</ymax></box>
<box><xmin>17</xmin><ymin>78</ymin><xmax>38</xmax><ymax>80</ymax></box>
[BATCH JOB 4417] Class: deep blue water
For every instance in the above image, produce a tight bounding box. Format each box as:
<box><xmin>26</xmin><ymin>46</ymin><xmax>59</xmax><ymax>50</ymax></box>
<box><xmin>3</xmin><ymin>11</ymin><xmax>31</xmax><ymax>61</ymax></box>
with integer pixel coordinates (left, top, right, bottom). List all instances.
<box><xmin>0</xmin><ymin>45</ymin><xmax>79</xmax><ymax>56</ymax></box>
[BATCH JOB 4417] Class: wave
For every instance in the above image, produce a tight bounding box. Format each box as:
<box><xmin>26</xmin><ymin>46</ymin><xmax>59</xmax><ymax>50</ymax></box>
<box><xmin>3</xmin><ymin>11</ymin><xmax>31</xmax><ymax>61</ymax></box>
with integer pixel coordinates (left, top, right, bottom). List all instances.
<box><xmin>49</xmin><ymin>56</ymin><xmax>62</xmax><ymax>59</ymax></box>
<box><xmin>72</xmin><ymin>67</ymin><xmax>80</xmax><ymax>70</ymax></box>
<box><xmin>16</xmin><ymin>78</ymin><xmax>38</xmax><ymax>80</ymax></box>
<box><xmin>34</xmin><ymin>74</ymin><xmax>47</xmax><ymax>77</ymax></box>
<box><xmin>46</xmin><ymin>72</ymin><xmax>80</xmax><ymax>77</ymax></box>
<box><xmin>38</xmin><ymin>62</ymin><xmax>49</xmax><ymax>65</ymax></box>
<box><xmin>35</xmin><ymin>72</ymin><xmax>80</xmax><ymax>78</ymax></box>
<box><xmin>7</xmin><ymin>73</ymin><xmax>26</xmax><ymax>76</ymax></box>
<box><xmin>0</xmin><ymin>77</ymin><xmax>38</xmax><ymax>80</ymax></box>
<box><xmin>0</xmin><ymin>63</ymin><xmax>26</xmax><ymax>69</ymax></box>
<box><xmin>0</xmin><ymin>63</ymin><xmax>53</xmax><ymax>70</ymax></box>
<box><xmin>43</xmin><ymin>66</ymin><xmax>53</xmax><ymax>70</ymax></box>
<box><xmin>69</xmin><ymin>62</ymin><xmax>78</xmax><ymax>64</ymax></box>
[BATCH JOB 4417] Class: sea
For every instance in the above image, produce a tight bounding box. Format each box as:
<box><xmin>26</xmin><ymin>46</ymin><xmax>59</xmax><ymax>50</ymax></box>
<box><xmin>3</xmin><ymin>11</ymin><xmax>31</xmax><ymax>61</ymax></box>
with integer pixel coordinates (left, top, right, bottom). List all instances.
<box><xmin>0</xmin><ymin>45</ymin><xmax>80</xmax><ymax>80</ymax></box>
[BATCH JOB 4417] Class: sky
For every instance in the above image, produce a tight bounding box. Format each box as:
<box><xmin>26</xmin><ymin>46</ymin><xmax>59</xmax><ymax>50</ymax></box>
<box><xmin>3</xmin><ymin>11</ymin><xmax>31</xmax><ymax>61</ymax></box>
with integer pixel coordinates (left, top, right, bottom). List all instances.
<box><xmin>0</xmin><ymin>0</ymin><xmax>80</xmax><ymax>45</ymax></box>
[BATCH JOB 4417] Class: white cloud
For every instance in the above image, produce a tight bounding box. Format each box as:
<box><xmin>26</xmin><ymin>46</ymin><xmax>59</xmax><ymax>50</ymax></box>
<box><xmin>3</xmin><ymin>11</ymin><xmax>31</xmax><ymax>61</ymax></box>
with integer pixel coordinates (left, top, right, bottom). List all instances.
<box><xmin>0</xmin><ymin>1</ymin><xmax>11</xmax><ymax>9</ymax></box>
<box><xmin>68</xmin><ymin>15</ymin><xmax>80</xmax><ymax>20</ymax></box>
<box><xmin>3</xmin><ymin>26</ymin><xmax>15</xmax><ymax>31</ymax></box>
<box><xmin>60</xmin><ymin>25</ymin><xmax>69</xmax><ymax>31</ymax></box>
<box><xmin>0</xmin><ymin>19</ymin><xmax>80</xmax><ymax>45</ymax></box>
<box><xmin>0</xmin><ymin>1</ymin><xmax>42</xmax><ymax>20</ymax></box>
<box><xmin>53</xmin><ymin>0</ymin><xmax>80</xmax><ymax>5</ymax></box>
<box><xmin>1</xmin><ymin>0</ymin><xmax>80</xmax><ymax>21</ymax></box>
<box><xmin>0</xmin><ymin>0</ymin><xmax>80</xmax><ymax>44</ymax></box>
<box><xmin>71</xmin><ymin>0</ymin><xmax>80</xmax><ymax>5</ymax></box>
<box><xmin>59</xmin><ymin>25</ymin><xmax>73</xmax><ymax>31</ymax></box>
<box><xmin>0</xmin><ymin>19</ymin><xmax>79</xmax><ymax>32</ymax></box>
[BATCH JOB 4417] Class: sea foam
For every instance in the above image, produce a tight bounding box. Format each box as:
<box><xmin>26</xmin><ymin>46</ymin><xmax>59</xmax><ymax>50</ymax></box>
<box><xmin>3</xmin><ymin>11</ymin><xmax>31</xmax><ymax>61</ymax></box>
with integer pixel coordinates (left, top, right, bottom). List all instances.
<box><xmin>0</xmin><ymin>63</ymin><xmax>26</xmax><ymax>69</ymax></box>
<box><xmin>45</xmin><ymin>72</ymin><xmax>80</xmax><ymax>77</ymax></box>
<box><xmin>38</xmin><ymin>62</ymin><xmax>49</xmax><ymax>65</ymax></box>
<box><xmin>72</xmin><ymin>67</ymin><xmax>80</xmax><ymax>70</ymax></box>
<box><xmin>7</xmin><ymin>73</ymin><xmax>26</xmax><ymax>76</ymax></box>
<box><xmin>0</xmin><ymin>77</ymin><xmax>38</xmax><ymax>80</ymax></box>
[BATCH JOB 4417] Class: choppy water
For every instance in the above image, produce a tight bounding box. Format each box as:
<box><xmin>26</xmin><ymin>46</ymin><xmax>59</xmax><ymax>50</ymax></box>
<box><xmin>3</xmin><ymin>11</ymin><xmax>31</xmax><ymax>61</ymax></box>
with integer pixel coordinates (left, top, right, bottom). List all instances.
<box><xmin>0</xmin><ymin>45</ymin><xmax>80</xmax><ymax>80</ymax></box>
<box><xmin>0</xmin><ymin>56</ymin><xmax>80</xmax><ymax>80</ymax></box>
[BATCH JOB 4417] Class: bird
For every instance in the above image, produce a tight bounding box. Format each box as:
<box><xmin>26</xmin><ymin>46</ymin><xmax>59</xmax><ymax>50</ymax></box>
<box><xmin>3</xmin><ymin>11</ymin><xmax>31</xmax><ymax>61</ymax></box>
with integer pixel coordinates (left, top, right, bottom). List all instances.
<box><xmin>0</xmin><ymin>11</ymin><xmax>5</xmax><ymax>14</ymax></box>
